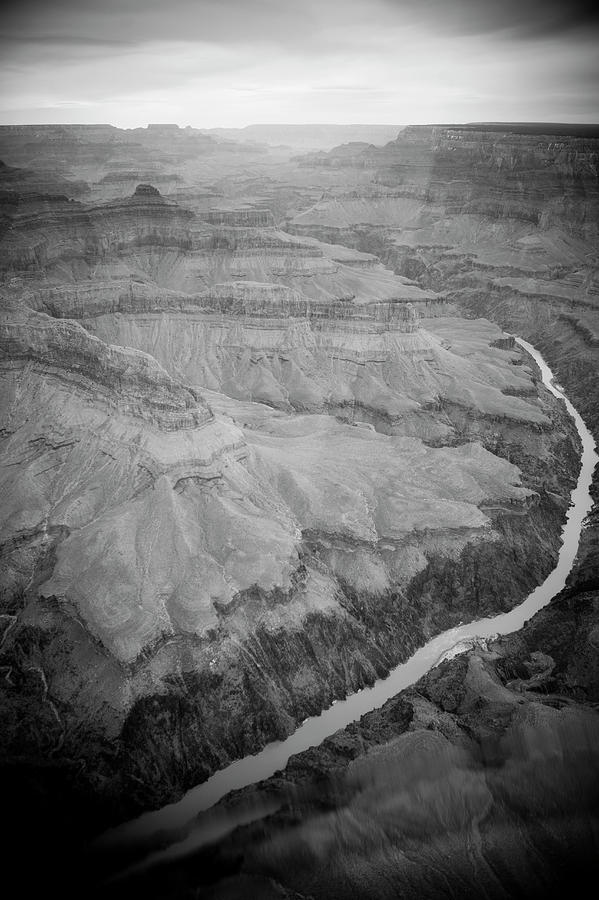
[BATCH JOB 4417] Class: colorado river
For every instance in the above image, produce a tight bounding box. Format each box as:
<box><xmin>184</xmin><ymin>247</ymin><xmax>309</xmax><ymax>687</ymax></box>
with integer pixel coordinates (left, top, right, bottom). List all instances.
<box><xmin>97</xmin><ymin>336</ymin><xmax>598</xmax><ymax>871</ymax></box>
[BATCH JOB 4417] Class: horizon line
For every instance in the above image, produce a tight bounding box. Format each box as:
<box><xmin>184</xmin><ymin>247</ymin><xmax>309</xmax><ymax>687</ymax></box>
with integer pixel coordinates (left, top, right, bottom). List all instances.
<box><xmin>1</xmin><ymin>119</ymin><xmax>599</xmax><ymax>130</ymax></box>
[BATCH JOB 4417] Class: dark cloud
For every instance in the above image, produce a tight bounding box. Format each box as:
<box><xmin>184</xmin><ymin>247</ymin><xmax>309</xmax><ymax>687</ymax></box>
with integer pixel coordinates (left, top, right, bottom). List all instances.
<box><xmin>1</xmin><ymin>0</ymin><xmax>314</xmax><ymax>46</ymax></box>
<box><xmin>382</xmin><ymin>0</ymin><xmax>599</xmax><ymax>39</ymax></box>
<box><xmin>2</xmin><ymin>34</ymin><xmax>134</xmax><ymax>47</ymax></box>
<box><xmin>3</xmin><ymin>0</ymin><xmax>598</xmax><ymax>48</ymax></box>
<box><xmin>0</xmin><ymin>0</ymin><xmax>597</xmax><ymax>126</ymax></box>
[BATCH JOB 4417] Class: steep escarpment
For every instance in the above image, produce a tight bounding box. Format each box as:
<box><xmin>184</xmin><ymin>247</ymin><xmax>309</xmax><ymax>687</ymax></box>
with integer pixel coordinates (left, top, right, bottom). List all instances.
<box><xmin>453</xmin><ymin>289</ymin><xmax>599</xmax><ymax>595</ymax></box>
<box><xmin>0</xmin><ymin>299</ymin><xmax>209</xmax><ymax>429</ymax></box>
<box><xmin>294</xmin><ymin>124</ymin><xmax>599</xmax><ymax>229</ymax></box>
<box><xmin>0</xmin><ymin>184</ymin><xmax>194</xmax><ymax>273</ymax></box>
<box><xmin>0</xmin><ymin>123</ymin><xmax>263</xmax><ymax>171</ymax></box>
<box><xmin>184</xmin><ymin>228</ymin><xmax>432</xmax><ymax>304</ymax></box>
<box><xmin>0</xmin><ymin>158</ymin><xmax>89</xmax><ymax>200</ymax></box>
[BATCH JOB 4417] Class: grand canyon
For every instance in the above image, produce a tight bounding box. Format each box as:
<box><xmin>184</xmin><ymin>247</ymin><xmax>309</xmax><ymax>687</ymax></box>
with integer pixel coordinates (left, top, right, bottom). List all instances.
<box><xmin>1</xmin><ymin>119</ymin><xmax>598</xmax><ymax>898</ymax></box>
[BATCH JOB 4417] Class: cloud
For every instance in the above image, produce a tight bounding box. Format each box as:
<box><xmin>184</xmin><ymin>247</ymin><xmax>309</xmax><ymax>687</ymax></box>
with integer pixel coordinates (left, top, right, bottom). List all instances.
<box><xmin>1</xmin><ymin>0</ymin><xmax>316</xmax><ymax>47</ymax></box>
<box><xmin>380</xmin><ymin>0</ymin><xmax>599</xmax><ymax>39</ymax></box>
<box><xmin>0</xmin><ymin>1</ymin><xmax>597</xmax><ymax>127</ymax></box>
<box><xmin>3</xmin><ymin>0</ymin><xmax>598</xmax><ymax>50</ymax></box>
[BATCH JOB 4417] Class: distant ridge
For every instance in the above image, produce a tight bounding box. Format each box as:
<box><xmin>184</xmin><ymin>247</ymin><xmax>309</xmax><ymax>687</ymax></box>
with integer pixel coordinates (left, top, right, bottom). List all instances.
<box><xmin>201</xmin><ymin>123</ymin><xmax>401</xmax><ymax>150</ymax></box>
<box><xmin>431</xmin><ymin>122</ymin><xmax>599</xmax><ymax>137</ymax></box>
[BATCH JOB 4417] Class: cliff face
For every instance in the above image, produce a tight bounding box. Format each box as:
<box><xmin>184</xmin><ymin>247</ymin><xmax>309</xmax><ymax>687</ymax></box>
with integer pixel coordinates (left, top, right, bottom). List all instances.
<box><xmin>0</xmin><ymin>159</ymin><xmax>89</xmax><ymax>200</ymax></box>
<box><xmin>295</xmin><ymin>124</ymin><xmax>599</xmax><ymax>229</ymax></box>
<box><xmin>0</xmin><ymin>184</ymin><xmax>194</xmax><ymax>273</ymax></box>
<box><xmin>0</xmin><ymin>299</ymin><xmax>209</xmax><ymax>429</ymax></box>
<box><xmin>0</xmin><ymin>151</ymin><xmax>581</xmax><ymax>852</ymax></box>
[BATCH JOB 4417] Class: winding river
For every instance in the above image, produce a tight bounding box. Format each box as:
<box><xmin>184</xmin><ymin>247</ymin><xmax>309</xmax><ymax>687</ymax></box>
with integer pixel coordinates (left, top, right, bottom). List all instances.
<box><xmin>97</xmin><ymin>336</ymin><xmax>598</xmax><ymax>872</ymax></box>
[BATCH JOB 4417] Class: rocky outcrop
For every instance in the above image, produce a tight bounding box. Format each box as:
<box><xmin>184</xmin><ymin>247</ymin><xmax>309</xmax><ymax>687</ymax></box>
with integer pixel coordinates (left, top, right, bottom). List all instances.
<box><xmin>198</xmin><ymin>209</ymin><xmax>276</xmax><ymax>227</ymax></box>
<box><xmin>99</xmin><ymin>171</ymin><xmax>182</xmax><ymax>185</ymax></box>
<box><xmin>0</xmin><ymin>159</ymin><xmax>89</xmax><ymax>199</ymax></box>
<box><xmin>0</xmin><ymin>298</ymin><xmax>210</xmax><ymax>430</ymax></box>
<box><xmin>294</xmin><ymin>124</ymin><xmax>599</xmax><ymax>230</ymax></box>
<box><xmin>0</xmin><ymin>124</ymin><xmax>127</xmax><ymax>172</ymax></box>
<box><xmin>0</xmin><ymin>185</ymin><xmax>194</xmax><ymax>273</ymax></box>
<box><xmin>186</xmin><ymin>228</ymin><xmax>439</xmax><ymax>306</ymax></box>
<box><xmin>295</xmin><ymin>141</ymin><xmax>379</xmax><ymax>168</ymax></box>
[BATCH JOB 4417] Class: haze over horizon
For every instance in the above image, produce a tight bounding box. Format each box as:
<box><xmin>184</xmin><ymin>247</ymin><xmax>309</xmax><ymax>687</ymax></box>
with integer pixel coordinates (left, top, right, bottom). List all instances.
<box><xmin>1</xmin><ymin>0</ymin><xmax>598</xmax><ymax>128</ymax></box>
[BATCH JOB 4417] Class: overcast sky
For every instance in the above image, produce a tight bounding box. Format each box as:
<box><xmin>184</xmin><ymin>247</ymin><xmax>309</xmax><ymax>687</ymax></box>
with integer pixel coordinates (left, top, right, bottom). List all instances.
<box><xmin>1</xmin><ymin>0</ymin><xmax>597</xmax><ymax>127</ymax></box>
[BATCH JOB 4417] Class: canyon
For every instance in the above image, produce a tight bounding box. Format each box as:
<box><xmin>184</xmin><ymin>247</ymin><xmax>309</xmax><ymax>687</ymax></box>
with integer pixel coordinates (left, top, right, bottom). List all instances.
<box><xmin>0</xmin><ymin>122</ymin><xmax>598</xmax><ymax>898</ymax></box>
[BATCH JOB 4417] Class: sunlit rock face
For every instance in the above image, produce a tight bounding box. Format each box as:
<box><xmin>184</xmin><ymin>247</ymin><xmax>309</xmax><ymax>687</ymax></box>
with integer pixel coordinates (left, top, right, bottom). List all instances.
<box><xmin>0</xmin><ymin>129</ymin><xmax>586</xmax><ymax>842</ymax></box>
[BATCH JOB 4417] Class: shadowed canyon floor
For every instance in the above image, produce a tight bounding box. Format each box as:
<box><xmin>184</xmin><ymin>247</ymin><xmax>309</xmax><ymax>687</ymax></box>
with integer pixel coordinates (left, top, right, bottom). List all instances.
<box><xmin>0</xmin><ymin>122</ymin><xmax>598</xmax><ymax>898</ymax></box>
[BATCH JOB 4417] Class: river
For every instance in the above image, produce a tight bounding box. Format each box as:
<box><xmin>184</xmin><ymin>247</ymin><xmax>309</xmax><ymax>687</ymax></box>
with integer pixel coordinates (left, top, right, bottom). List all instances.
<box><xmin>96</xmin><ymin>336</ymin><xmax>598</xmax><ymax>872</ymax></box>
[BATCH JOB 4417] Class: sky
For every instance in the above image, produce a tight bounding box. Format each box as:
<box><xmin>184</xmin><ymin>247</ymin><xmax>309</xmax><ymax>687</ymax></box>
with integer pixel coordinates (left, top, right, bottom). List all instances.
<box><xmin>1</xmin><ymin>0</ymin><xmax>597</xmax><ymax>127</ymax></box>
